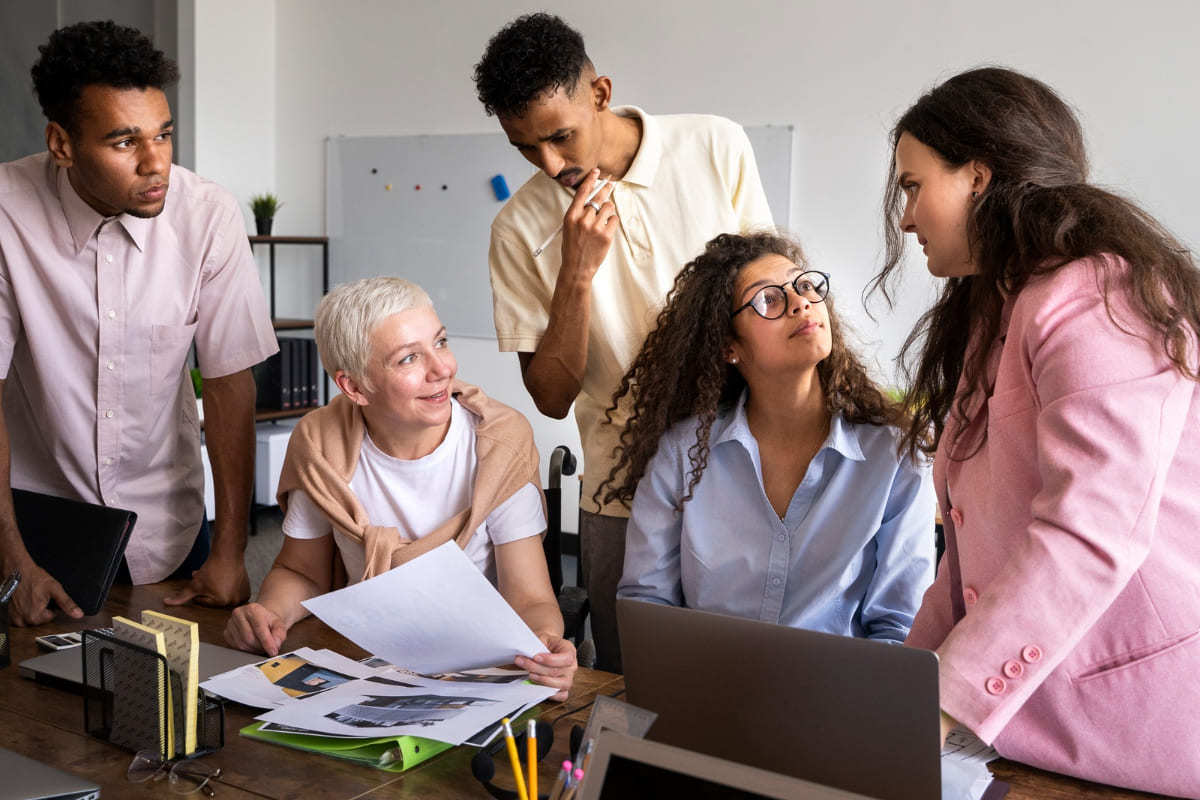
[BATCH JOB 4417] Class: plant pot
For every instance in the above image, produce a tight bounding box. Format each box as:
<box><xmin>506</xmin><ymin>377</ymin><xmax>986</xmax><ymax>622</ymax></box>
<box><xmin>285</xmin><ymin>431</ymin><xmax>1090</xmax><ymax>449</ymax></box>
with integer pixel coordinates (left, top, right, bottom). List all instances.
<box><xmin>255</xmin><ymin>217</ymin><xmax>273</xmax><ymax>236</ymax></box>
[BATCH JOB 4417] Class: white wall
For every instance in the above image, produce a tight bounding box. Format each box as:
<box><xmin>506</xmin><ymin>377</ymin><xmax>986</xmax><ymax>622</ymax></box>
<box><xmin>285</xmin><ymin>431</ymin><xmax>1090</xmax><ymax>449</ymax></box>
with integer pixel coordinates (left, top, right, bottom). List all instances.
<box><xmin>192</xmin><ymin>0</ymin><xmax>275</xmax><ymax>227</ymax></box>
<box><xmin>190</xmin><ymin>0</ymin><xmax>1200</xmax><ymax>515</ymax></box>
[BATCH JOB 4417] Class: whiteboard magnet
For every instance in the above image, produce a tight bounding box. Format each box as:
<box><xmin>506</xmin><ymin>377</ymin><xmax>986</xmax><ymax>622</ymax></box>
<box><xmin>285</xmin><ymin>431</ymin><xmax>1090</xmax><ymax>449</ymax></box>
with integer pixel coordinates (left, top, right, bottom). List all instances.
<box><xmin>490</xmin><ymin>174</ymin><xmax>511</xmax><ymax>201</ymax></box>
<box><xmin>385</xmin><ymin>184</ymin><xmax>392</xmax><ymax>191</ymax></box>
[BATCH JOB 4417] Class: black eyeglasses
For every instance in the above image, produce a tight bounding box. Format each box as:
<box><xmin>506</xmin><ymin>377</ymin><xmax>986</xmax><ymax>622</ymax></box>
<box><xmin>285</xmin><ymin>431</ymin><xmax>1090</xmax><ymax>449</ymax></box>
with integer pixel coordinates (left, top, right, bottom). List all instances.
<box><xmin>732</xmin><ymin>270</ymin><xmax>830</xmax><ymax>320</ymax></box>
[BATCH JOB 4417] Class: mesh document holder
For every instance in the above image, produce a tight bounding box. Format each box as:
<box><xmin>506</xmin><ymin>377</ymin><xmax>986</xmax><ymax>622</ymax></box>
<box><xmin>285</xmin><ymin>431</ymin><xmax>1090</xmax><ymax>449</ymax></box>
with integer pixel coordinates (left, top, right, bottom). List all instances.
<box><xmin>81</xmin><ymin>628</ymin><xmax>224</xmax><ymax>760</ymax></box>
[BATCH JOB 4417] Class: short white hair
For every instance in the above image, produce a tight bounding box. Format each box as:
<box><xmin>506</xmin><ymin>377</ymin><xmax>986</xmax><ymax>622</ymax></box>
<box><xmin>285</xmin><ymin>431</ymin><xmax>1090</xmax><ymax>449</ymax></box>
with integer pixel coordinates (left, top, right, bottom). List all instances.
<box><xmin>314</xmin><ymin>277</ymin><xmax>433</xmax><ymax>387</ymax></box>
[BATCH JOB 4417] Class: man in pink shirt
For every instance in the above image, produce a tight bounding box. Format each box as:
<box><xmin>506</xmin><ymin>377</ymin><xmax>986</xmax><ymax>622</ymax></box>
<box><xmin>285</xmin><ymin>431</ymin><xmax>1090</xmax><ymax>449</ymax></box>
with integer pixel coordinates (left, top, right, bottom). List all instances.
<box><xmin>0</xmin><ymin>21</ymin><xmax>277</xmax><ymax>624</ymax></box>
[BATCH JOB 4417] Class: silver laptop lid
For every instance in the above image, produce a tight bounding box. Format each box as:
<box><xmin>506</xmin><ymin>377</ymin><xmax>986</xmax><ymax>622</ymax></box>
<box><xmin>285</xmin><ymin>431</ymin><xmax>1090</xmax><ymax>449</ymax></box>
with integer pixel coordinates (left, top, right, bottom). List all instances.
<box><xmin>20</xmin><ymin>639</ymin><xmax>259</xmax><ymax>690</ymax></box>
<box><xmin>578</xmin><ymin>730</ymin><xmax>879</xmax><ymax>800</ymax></box>
<box><xmin>0</xmin><ymin>747</ymin><xmax>99</xmax><ymax>800</ymax></box>
<box><xmin>617</xmin><ymin>598</ymin><xmax>939</xmax><ymax>800</ymax></box>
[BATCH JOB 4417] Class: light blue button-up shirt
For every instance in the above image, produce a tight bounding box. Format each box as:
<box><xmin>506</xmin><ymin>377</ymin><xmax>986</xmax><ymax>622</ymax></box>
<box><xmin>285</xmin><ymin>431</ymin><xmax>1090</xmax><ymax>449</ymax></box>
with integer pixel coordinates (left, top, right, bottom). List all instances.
<box><xmin>618</xmin><ymin>395</ymin><xmax>936</xmax><ymax>642</ymax></box>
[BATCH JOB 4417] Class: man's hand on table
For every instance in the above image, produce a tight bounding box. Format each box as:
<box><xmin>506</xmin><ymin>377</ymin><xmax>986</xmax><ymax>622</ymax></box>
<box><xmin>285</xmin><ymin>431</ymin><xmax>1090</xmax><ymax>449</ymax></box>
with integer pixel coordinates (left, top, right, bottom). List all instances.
<box><xmin>164</xmin><ymin>551</ymin><xmax>251</xmax><ymax>607</ymax></box>
<box><xmin>3</xmin><ymin>556</ymin><xmax>82</xmax><ymax>626</ymax></box>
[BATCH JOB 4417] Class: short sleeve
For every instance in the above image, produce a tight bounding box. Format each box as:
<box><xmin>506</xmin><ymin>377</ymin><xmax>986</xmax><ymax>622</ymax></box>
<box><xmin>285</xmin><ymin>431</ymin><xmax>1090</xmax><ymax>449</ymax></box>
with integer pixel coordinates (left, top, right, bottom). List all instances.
<box><xmin>282</xmin><ymin>488</ymin><xmax>334</xmax><ymax>540</ymax></box>
<box><xmin>488</xmin><ymin>226</ymin><xmax>551</xmax><ymax>353</ymax></box>
<box><xmin>484</xmin><ymin>482</ymin><xmax>546</xmax><ymax>545</ymax></box>
<box><xmin>726</xmin><ymin>124</ymin><xmax>775</xmax><ymax>233</ymax></box>
<box><xmin>194</xmin><ymin>197</ymin><xmax>278</xmax><ymax>378</ymax></box>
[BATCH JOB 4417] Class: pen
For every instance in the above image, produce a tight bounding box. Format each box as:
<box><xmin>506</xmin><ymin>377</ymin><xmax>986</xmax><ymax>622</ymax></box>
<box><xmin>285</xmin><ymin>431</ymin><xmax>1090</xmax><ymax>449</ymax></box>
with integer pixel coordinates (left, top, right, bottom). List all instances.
<box><xmin>527</xmin><ymin>719</ymin><xmax>537</xmax><ymax>800</ymax></box>
<box><xmin>0</xmin><ymin>571</ymin><xmax>20</xmax><ymax>605</ymax></box>
<box><xmin>548</xmin><ymin>760</ymin><xmax>571</xmax><ymax>800</ymax></box>
<box><xmin>502</xmin><ymin>718</ymin><xmax>530</xmax><ymax>800</ymax></box>
<box><xmin>532</xmin><ymin>178</ymin><xmax>611</xmax><ymax>257</ymax></box>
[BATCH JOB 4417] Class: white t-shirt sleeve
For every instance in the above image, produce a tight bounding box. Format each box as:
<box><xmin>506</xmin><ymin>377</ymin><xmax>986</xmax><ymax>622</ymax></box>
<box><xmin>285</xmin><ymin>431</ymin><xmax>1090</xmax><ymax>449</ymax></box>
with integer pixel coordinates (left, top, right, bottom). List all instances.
<box><xmin>484</xmin><ymin>482</ymin><xmax>546</xmax><ymax>546</ymax></box>
<box><xmin>281</xmin><ymin>488</ymin><xmax>334</xmax><ymax>540</ymax></box>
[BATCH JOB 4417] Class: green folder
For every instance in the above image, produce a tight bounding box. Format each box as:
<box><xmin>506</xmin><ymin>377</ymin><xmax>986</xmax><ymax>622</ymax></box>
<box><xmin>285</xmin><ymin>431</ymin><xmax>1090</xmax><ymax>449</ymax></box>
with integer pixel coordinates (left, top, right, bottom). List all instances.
<box><xmin>240</xmin><ymin>722</ymin><xmax>453</xmax><ymax>772</ymax></box>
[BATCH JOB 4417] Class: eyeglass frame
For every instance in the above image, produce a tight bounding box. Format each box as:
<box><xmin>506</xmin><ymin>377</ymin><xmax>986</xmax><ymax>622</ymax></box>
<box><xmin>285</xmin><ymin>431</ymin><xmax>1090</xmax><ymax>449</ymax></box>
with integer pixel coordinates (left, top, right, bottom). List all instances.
<box><xmin>730</xmin><ymin>270</ymin><xmax>831</xmax><ymax>320</ymax></box>
<box><xmin>127</xmin><ymin>749</ymin><xmax>221</xmax><ymax>796</ymax></box>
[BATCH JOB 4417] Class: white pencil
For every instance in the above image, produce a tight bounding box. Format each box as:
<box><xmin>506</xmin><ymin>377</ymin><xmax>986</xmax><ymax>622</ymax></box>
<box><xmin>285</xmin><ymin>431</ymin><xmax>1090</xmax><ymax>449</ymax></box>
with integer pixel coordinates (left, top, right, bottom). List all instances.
<box><xmin>532</xmin><ymin>178</ymin><xmax>610</xmax><ymax>257</ymax></box>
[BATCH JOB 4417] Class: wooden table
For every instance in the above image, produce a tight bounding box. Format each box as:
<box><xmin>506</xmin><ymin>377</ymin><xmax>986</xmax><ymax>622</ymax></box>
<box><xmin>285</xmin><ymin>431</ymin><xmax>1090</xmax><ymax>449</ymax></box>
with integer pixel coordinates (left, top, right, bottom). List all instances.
<box><xmin>0</xmin><ymin>582</ymin><xmax>1175</xmax><ymax>799</ymax></box>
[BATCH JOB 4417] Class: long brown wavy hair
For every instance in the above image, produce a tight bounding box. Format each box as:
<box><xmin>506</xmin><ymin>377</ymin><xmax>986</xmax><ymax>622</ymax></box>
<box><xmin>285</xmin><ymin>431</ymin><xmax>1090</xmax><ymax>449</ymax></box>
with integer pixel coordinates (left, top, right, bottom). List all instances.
<box><xmin>597</xmin><ymin>232</ymin><xmax>905</xmax><ymax>511</ymax></box>
<box><xmin>869</xmin><ymin>67</ymin><xmax>1200</xmax><ymax>460</ymax></box>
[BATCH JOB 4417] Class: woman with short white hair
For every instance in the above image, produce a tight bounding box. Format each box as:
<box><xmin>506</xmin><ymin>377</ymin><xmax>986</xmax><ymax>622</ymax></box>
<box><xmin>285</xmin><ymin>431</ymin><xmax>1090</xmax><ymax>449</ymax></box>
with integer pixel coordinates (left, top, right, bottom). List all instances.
<box><xmin>225</xmin><ymin>277</ymin><xmax>577</xmax><ymax>699</ymax></box>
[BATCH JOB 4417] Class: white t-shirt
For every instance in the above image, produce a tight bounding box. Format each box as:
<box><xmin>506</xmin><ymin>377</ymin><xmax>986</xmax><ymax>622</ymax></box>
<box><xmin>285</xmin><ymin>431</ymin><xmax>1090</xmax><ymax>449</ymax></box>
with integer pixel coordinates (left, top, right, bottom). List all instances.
<box><xmin>283</xmin><ymin>397</ymin><xmax>546</xmax><ymax>584</ymax></box>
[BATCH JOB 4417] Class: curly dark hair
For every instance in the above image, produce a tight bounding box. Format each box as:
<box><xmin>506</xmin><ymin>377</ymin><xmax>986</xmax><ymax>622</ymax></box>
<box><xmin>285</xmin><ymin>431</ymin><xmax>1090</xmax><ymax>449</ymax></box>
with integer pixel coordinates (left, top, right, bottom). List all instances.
<box><xmin>597</xmin><ymin>232</ymin><xmax>906</xmax><ymax>511</ymax></box>
<box><xmin>31</xmin><ymin>20</ymin><xmax>179</xmax><ymax>134</ymax></box>
<box><xmin>473</xmin><ymin>13</ymin><xmax>592</xmax><ymax>118</ymax></box>
<box><xmin>869</xmin><ymin>67</ymin><xmax>1200</xmax><ymax>461</ymax></box>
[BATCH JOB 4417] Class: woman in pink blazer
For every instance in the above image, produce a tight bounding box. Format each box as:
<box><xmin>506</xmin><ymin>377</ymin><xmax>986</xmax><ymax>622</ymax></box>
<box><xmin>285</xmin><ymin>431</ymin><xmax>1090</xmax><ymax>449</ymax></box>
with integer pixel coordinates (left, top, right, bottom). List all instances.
<box><xmin>873</xmin><ymin>67</ymin><xmax>1200</xmax><ymax>797</ymax></box>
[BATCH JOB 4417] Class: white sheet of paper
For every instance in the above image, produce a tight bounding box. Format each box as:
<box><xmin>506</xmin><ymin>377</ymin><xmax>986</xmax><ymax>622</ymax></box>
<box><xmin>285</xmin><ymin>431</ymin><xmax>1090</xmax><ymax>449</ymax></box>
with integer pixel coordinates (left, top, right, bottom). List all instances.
<box><xmin>301</xmin><ymin>541</ymin><xmax>549</xmax><ymax>673</ymax></box>
<box><xmin>256</xmin><ymin>677</ymin><xmax>556</xmax><ymax>745</ymax></box>
<box><xmin>941</xmin><ymin>728</ymin><xmax>1001</xmax><ymax>800</ymax></box>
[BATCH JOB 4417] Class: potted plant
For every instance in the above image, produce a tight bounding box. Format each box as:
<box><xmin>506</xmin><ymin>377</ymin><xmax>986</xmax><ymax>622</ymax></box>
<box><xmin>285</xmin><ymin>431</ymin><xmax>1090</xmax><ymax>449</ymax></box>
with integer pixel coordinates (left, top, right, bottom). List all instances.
<box><xmin>249</xmin><ymin>193</ymin><xmax>282</xmax><ymax>236</ymax></box>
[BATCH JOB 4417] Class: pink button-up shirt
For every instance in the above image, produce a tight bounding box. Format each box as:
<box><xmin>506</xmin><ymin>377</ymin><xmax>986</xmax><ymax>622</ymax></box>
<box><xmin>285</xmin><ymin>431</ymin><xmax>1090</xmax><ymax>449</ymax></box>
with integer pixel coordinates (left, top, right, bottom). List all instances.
<box><xmin>0</xmin><ymin>153</ymin><xmax>277</xmax><ymax>583</ymax></box>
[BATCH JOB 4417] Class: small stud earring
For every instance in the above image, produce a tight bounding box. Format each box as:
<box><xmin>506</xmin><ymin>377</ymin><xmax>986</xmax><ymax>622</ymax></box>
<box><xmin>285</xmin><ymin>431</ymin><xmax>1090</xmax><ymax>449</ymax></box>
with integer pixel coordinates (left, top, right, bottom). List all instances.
<box><xmin>729</xmin><ymin>356</ymin><xmax>738</xmax><ymax>364</ymax></box>
<box><xmin>971</xmin><ymin>191</ymin><xmax>979</xmax><ymax>200</ymax></box>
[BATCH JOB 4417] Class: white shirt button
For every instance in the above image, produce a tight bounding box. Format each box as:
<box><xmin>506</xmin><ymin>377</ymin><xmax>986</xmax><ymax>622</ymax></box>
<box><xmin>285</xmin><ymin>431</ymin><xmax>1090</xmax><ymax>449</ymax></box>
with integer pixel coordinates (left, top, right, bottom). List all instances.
<box><xmin>103</xmin><ymin>457</ymin><xmax>113</xmax><ymax>466</ymax></box>
<box><xmin>776</xmin><ymin>534</ymin><xmax>787</xmax><ymax>542</ymax></box>
<box><xmin>771</xmin><ymin>577</ymin><xmax>783</xmax><ymax>586</ymax></box>
<box><xmin>104</xmin><ymin>254</ymin><xmax>114</xmax><ymax>263</ymax></box>
<box><xmin>104</xmin><ymin>409</ymin><xmax>114</xmax><ymax>419</ymax></box>
<box><xmin>107</xmin><ymin>309</ymin><xmax>117</xmax><ymax>319</ymax></box>
<box><xmin>106</xmin><ymin>360</ymin><xmax>115</xmax><ymax>370</ymax></box>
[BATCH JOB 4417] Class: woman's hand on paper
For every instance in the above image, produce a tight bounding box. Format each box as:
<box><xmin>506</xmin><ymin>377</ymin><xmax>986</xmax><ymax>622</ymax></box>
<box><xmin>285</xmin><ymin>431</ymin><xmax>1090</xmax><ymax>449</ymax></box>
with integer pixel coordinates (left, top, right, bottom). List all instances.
<box><xmin>516</xmin><ymin>633</ymin><xmax>578</xmax><ymax>702</ymax></box>
<box><xmin>225</xmin><ymin>601</ymin><xmax>289</xmax><ymax>656</ymax></box>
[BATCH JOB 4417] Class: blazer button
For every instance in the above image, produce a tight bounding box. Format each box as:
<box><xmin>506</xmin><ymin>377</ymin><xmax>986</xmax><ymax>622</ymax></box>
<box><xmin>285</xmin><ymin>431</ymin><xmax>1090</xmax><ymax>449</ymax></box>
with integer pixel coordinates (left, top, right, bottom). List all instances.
<box><xmin>1002</xmin><ymin>659</ymin><xmax>1024</xmax><ymax>679</ymax></box>
<box><xmin>1021</xmin><ymin>645</ymin><xmax>1043</xmax><ymax>663</ymax></box>
<box><xmin>963</xmin><ymin>586</ymin><xmax>979</xmax><ymax>606</ymax></box>
<box><xmin>985</xmin><ymin>676</ymin><xmax>1007</xmax><ymax>695</ymax></box>
<box><xmin>950</xmin><ymin>507</ymin><xmax>964</xmax><ymax>527</ymax></box>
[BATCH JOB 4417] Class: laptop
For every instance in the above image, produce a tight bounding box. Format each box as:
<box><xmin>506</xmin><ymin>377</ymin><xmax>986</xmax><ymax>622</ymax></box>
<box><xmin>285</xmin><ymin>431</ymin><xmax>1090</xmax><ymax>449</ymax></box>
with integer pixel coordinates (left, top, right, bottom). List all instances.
<box><xmin>578</xmin><ymin>730</ymin><xmax>877</xmax><ymax>800</ymax></box>
<box><xmin>617</xmin><ymin>598</ymin><xmax>941</xmax><ymax>800</ymax></box>
<box><xmin>20</xmin><ymin>639</ymin><xmax>260</xmax><ymax>692</ymax></box>
<box><xmin>0</xmin><ymin>747</ymin><xmax>99</xmax><ymax>800</ymax></box>
<box><xmin>14</xmin><ymin>488</ymin><xmax>137</xmax><ymax>616</ymax></box>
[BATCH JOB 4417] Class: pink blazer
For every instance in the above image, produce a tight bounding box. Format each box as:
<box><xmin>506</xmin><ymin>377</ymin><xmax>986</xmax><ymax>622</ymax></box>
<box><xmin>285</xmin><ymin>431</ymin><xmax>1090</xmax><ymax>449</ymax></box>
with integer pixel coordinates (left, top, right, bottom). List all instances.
<box><xmin>906</xmin><ymin>256</ymin><xmax>1200</xmax><ymax>797</ymax></box>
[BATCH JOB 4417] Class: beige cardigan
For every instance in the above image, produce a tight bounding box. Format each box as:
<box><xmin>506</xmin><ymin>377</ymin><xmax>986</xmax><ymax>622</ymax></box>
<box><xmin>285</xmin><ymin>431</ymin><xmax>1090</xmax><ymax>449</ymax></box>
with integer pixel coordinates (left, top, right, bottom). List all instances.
<box><xmin>275</xmin><ymin>380</ymin><xmax>544</xmax><ymax>581</ymax></box>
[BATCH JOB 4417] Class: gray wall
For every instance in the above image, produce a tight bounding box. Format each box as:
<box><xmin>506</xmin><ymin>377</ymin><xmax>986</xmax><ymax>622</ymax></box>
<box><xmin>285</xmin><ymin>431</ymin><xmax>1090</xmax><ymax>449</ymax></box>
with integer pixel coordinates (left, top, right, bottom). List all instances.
<box><xmin>0</xmin><ymin>0</ymin><xmax>189</xmax><ymax>165</ymax></box>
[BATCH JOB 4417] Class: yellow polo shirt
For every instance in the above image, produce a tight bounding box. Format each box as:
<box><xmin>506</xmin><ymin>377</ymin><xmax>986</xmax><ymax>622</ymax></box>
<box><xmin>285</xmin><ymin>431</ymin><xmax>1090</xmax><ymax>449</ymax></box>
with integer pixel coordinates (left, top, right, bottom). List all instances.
<box><xmin>488</xmin><ymin>107</ymin><xmax>774</xmax><ymax>516</ymax></box>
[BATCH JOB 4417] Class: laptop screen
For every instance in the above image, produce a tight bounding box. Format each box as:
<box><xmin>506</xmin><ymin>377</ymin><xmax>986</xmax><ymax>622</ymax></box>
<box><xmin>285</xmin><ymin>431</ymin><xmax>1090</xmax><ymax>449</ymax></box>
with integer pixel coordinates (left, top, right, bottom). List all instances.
<box><xmin>597</xmin><ymin>754</ymin><xmax>776</xmax><ymax>799</ymax></box>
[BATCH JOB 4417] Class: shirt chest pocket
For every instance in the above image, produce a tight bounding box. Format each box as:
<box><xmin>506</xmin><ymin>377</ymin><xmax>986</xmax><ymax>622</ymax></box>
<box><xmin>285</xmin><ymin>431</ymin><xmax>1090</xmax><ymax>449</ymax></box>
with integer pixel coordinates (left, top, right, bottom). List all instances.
<box><xmin>150</xmin><ymin>322</ymin><xmax>198</xmax><ymax>398</ymax></box>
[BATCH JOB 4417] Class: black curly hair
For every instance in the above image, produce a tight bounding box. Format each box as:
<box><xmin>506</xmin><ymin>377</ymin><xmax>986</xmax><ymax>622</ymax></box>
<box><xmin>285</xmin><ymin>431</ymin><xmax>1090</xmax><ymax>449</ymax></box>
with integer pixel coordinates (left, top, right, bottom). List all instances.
<box><xmin>474</xmin><ymin>13</ymin><xmax>592</xmax><ymax>118</ymax></box>
<box><xmin>31</xmin><ymin>20</ymin><xmax>180</xmax><ymax>134</ymax></box>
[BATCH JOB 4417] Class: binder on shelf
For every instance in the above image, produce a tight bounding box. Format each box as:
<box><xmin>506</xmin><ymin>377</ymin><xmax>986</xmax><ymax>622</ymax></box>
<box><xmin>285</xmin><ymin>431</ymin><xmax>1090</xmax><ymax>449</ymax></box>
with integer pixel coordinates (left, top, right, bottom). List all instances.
<box><xmin>292</xmin><ymin>337</ymin><xmax>306</xmax><ymax>408</ymax></box>
<box><xmin>307</xmin><ymin>339</ymin><xmax>320</xmax><ymax>406</ymax></box>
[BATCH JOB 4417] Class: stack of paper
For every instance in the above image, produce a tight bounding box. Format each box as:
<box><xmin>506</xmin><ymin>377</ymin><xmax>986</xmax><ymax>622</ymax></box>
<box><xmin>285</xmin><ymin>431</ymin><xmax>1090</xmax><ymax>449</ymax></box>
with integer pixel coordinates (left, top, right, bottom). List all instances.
<box><xmin>141</xmin><ymin>610</ymin><xmax>200</xmax><ymax>755</ymax></box>
<box><xmin>202</xmin><ymin>542</ymin><xmax>562</xmax><ymax>771</ymax></box>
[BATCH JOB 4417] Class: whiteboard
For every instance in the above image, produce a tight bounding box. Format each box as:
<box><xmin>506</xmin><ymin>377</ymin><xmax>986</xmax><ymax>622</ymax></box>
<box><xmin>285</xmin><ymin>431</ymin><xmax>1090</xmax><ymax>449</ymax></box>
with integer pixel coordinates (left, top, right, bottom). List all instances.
<box><xmin>326</xmin><ymin>124</ymin><xmax>793</xmax><ymax>338</ymax></box>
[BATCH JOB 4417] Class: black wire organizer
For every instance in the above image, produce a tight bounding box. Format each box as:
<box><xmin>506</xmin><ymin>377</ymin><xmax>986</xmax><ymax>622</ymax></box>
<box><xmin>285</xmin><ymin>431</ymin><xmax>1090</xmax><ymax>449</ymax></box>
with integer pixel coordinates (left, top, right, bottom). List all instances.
<box><xmin>81</xmin><ymin>628</ymin><xmax>224</xmax><ymax>761</ymax></box>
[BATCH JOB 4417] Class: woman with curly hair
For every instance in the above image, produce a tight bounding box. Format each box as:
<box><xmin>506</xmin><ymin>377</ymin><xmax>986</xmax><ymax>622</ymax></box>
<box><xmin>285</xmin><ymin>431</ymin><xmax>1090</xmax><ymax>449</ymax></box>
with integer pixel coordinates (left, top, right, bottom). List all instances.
<box><xmin>880</xmin><ymin>67</ymin><xmax>1200</xmax><ymax>795</ymax></box>
<box><xmin>601</xmin><ymin>232</ymin><xmax>935</xmax><ymax>642</ymax></box>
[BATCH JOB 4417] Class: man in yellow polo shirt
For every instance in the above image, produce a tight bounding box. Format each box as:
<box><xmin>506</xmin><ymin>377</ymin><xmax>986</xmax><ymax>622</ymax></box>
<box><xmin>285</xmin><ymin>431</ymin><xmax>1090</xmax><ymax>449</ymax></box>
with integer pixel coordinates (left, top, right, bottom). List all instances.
<box><xmin>475</xmin><ymin>13</ymin><xmax>773</xmax><ymax>672</ymax></box>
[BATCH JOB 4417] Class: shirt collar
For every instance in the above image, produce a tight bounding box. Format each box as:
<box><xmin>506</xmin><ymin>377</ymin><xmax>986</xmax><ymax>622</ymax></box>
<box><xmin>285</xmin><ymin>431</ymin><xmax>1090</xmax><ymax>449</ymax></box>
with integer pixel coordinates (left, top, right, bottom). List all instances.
<box><xmin>712</xmin><ymin>389</ymin><xmax>866</xmax><ymax>462</ymax></box>
<box><xmin>611</xmin><ymin>105</ymin><xmax>661</xmax><ymax>188</ymax></box>
<box><xmin>56</xmin><ymin>164</ymin><xmax>151</xmax><ymax>254</ymax></box>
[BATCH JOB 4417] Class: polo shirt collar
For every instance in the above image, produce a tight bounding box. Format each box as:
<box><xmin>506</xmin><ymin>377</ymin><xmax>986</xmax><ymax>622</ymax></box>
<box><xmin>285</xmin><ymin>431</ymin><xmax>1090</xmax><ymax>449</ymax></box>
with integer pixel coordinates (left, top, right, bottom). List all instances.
<box><xmin>56</xmin><ymin>165</ymin><xmax>150</xmax><ymax>254</ymax></box>
<box><xmin>612</xmin><ymin>106</ymin><xmax>661</xmax><ymax>188</ymax></box>
<box><xmin>713</xmin><ymin>389</ymin><xmax>866</xmax><ymax>462</ymax></box>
